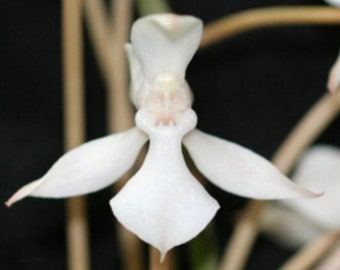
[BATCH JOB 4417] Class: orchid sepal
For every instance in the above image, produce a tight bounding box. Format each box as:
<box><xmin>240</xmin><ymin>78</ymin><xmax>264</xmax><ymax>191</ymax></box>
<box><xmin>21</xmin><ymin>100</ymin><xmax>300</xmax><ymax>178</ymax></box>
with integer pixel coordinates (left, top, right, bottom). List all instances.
<box><xmin>183</xmin><ymin>129</ymin><xmax>321</xmax><ymax>200</ymax></box>
<box><xmin>6</xmin><ymin>128</ymin><xmax>148</xmax><ymax>206</ymax></box>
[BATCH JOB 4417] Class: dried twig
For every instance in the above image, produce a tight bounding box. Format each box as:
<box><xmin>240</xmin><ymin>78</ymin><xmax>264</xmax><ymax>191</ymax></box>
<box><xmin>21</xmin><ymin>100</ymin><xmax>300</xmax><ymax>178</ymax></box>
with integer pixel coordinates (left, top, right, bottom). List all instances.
<box><xmin>84</xmin><ymin>1</ymin><xmax>142</xmax><ymax>269</ymax></box>
<box><xmin>201</xmin><ymin>6</ymin><xmax>340</xmax><ymax>48</ymax></box>
<box><xmin>219</xmin><ymin>90</ymin><xmax>340</xmax><ymax>270</ymax></box>
<box><xmin>279</xmin><ymin>231</ymin><xmax>340</xmax><ymax>270</ymax></box>
<box><xmin>62</xmin><ymin>0</ymin><xmax>90</xmax><ymax>269</ymax></box>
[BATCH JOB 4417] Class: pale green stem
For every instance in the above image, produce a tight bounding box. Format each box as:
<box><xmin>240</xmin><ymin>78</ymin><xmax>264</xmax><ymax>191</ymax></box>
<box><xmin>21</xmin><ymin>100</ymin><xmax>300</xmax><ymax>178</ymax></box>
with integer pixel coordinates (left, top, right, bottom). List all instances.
<box><xmin>136</xmin><ymin>0</ymin><xmax>171</xmax><ymax>16</ymax></box>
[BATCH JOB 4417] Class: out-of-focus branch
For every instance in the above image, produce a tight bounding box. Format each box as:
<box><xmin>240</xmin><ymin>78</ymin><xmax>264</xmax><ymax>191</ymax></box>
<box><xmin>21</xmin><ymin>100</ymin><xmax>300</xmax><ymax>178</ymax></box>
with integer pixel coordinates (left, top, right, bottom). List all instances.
<box><xmin>201</xmin><ymin>6</ymin><xmax>340</xmax><ymax>48</ymax></box>
<box><xmin>219</xmin><ymin>90</ymin><xmax>340</xmax><ymax>270</ymax></box>
<box><xmin>279</xmin><ymin>231</ymin><xmax>340</xmax><ymax>270</ymax></box>
<box><xmin>62</xmin><ymin>0</ymin><xmax>90</xmax><ymax>270</ymax></box>
<box><xmin>136</xmin><ymin>0</ymin><xmax>171</xmax><ymax>16</ymax></box>
<box><xmin>84</xmin><ymin>1</ymin><xmax>142</xmax><ymax>270</ymax></box>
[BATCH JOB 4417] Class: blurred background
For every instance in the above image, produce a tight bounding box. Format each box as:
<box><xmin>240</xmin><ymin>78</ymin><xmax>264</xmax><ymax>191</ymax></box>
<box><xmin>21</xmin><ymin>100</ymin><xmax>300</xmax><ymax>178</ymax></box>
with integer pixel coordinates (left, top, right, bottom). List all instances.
<box><xmin>1</xmin><ymin>0</ymin><xmax>340</xmax><ymax>269</ymax></box>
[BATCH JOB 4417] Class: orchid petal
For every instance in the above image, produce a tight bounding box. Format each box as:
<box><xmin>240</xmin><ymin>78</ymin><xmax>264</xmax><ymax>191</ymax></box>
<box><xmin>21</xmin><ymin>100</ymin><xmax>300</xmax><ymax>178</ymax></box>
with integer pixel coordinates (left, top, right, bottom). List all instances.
<box><xmin>125</xmin><ymin>44</ymin><xmax>144</xmax><ymax>106</ymax></box>
<box><xmin>284</xmin><ymin>145</ymin><xmax>340</xmax><ymax>229</ymax></box>
<box><xmin>183</xmin><ymin>129</ymin><xmax>320</xmax><ymax>199</ymax></box>
<box><xmin>6</xmin><ymin>128</ymin><xmax>147</xmax><ymax>206</ymax></box>
<box><xmin>261</xmin><ymin>204</ymin><xmax>323</xmax><ymax>247</ymax></box>
<box><xmin>327</xmin><ymin>50</ymin><xmax>340</xmax><ymax>93</ymax></box>
<box><xmin>130</xmin><ymin>13</ymin><xmax>202</xmax><ymax>80</ymax></box>
<box><xmin>324</xmin><ymin>0</ymin><xmax>340</xmax><ymax>7</ymax></box>
<box><xmin>111</xmin><ymin>109</ymin><xmax>219</xmax><ymax>260</ymax></box>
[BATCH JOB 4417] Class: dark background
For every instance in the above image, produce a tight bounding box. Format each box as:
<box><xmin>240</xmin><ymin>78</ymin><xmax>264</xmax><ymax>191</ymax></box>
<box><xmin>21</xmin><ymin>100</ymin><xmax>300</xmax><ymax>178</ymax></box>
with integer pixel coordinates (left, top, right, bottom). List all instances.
<box><xmin>1</xmin><ymin>0</ymin><xmax>340</xmax><ymax>269</ymax></box>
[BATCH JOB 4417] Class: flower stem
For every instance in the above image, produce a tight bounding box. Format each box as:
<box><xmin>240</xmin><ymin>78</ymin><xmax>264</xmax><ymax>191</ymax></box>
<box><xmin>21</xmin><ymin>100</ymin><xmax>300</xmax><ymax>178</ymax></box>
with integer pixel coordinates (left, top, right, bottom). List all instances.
<box><xmin>62</xmin><ymin>0</ymin><xmax>90</xmax><ymax>270</ymax></box>
<box><xmin>314</xmin><ymin>242</ymin><xmax>340</xmax><ymax>270</ymax></box>
<box><xmin>83</xmin><ymin>0</ymin><xmax>113</xmax><ymax>82</ymax></box>
<box><xmin>135</xmin><ymin>0</ymin><xmax>171</xmax><ymax>16</ymax></box>
<box><xmin>189</xmin><ymin>222</ymin><xmax>218</xmax><ymax>270</ymax></box>
<box><xmin>201</xmin><ymin>6</ymin><xmax>340</xmax><ymax>48</ymax></box>
<box><xmin>219</xmin><ymin>90</ymin><xmax>340</xmax><ymax>270</ymax></box>
<box><xmin>279</xmin><ymin>231</ymin><xmax>340</xmax><ymax>270</ymax></box>
<box><xmin>109</xmin><ymin>0</ymin><xmax>134</xmax><ymax>133</ymax></box>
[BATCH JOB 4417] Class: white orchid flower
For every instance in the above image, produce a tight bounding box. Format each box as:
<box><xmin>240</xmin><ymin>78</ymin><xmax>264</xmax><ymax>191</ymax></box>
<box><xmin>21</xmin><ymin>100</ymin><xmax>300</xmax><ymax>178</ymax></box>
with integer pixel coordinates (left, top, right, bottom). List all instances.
<box><xmin>261</xmin><ymin>145</ymin><xmax>340</xmax><ymax>247</ymax></box>
<box><xmin>6</xmin><ymin>14</ymin><xmax>319</xmax><ymax>259</ymax></box>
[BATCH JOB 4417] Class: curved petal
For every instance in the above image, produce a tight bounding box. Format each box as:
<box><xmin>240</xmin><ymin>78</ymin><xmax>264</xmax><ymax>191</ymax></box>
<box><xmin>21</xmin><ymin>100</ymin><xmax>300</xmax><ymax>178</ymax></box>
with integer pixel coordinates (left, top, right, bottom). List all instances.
<box><xmin>183</xmin><ymin>129</ymin><xmax>320</xmax><ymax>199</ymax></box>
<box><xmin>6</xmin><ymin>128</ymin><xmax>148</xmax><ymax>206</ymax></box>
<box><xmin>111</xmin><ymin>109</ymin><xmax>219</xmax><ymax>260</ymax></box>
<box><xmin>324</xmin><ymin>0</ymin><xmax>340</xmax><ymax>7</ymax></box>
<box><xmin>327</xmin><ymin>49</ymin><xmax>340</xmax><ymax>93</ymax></box>
<box><xmin>284</xmin><ymin>145</ymin><xmax>340</xmax><ymax>229</ymax></box>
<box><xmin>131</xmin><ymin>13</ymin><xmax>202</xmax><ymax>80</ymax></box>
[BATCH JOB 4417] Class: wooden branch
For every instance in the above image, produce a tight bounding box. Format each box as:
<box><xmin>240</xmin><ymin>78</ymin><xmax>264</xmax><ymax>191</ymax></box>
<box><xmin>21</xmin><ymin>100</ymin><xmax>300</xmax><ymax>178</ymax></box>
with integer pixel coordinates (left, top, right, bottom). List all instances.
<box><xmin>201</xmin><ymin>6</ymin><xmax>340</xmax><ymax>48</ymax></box>
<box><xmin>219</xmin><ymin>90</ymin><xmax>340</xmax><ymax>270</ymax></box>
<box><xmin>62</xmin><ymin>0</ymin><xmax>90</xmax><ymax>269</ymax></box>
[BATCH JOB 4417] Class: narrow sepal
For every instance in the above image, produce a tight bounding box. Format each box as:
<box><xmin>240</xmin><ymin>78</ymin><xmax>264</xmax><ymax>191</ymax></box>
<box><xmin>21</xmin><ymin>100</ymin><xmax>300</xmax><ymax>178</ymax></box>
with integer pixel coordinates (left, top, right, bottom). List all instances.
<box><xmin>183</xmin><ymin>129</ymin><xmax>320</xmax><ymax>199</ymax></box>
<box><xmin>6</xmin><ymin>128</ymin><xmax>147</xmax><ymax>206</ymax></box>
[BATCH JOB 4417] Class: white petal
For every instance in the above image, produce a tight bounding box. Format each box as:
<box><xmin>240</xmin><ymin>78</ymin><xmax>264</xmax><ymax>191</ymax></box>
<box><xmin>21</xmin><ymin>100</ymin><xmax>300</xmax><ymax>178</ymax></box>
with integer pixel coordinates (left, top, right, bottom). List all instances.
<box><xmin>183</xmin><ymin>129</ymin><xmax>320</xmax><ymax>199</ymax></box>
<box><xmin>261</xmin><ymin>204</ymin><xmax>323</xmax><ymax>247</ymax></box>
<box><xmin>283</xmin><ymin>145</ymin><xmax>340</xmax><ymax>229</ymax></box>
<box><xmin>6</xmin><ymin>128</ymin><xmax>148</xmax><ymax>206</ymax></box>
<box><xmin>111</xmin><ymin>109</ymin><xmax>219</xmax><ymax>260</ymax></box>
<box><xmin>125</xmin><ymin>43</ymin><xmax>144</xmax><ymax>107</ymax></box>
<box><xmin>327</xmin><ymin>50</ymin><xmax>340</xmax><ymax>93</ymax></box>
<box><xmin>130</xmin><ymin>13</ymin><xmax>202</xmax><ymax>80</ymax></box>
<box><xmin>324</xmin><ymin>0</ymin><xmax>340</xmax><ymax>7</ymax></box>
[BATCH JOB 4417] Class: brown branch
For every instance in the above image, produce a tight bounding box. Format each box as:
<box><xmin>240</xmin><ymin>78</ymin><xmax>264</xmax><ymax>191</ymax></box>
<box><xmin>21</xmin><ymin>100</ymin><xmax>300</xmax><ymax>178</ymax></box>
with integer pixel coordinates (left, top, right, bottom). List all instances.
<box><xmin>62</xmin><ymin>0</ymin><xmax>90</xmax><ymax>269</ymax></box>
<box><xmin>279</xmin><ymin>231</ymin><xmax>340</xmax><ymax>270</ymax></box>
<box><xmin>201</xmin><ymin>6</ymin><xmax>340</xmax><ymax>48</ymax></box>
<box><xmin>109</xmin><ymin>0</ymin><xmax>134</xmax><ymax>133</ymax></box>
<box><xmin>84</xmin><ymin>1</ymin><xmax>143</xmax><ymax>269</ymax></box>
<box><xmin>219</xmin><ymin>90</ymin><xmax>340</xmax><ymax>270</ymax></box>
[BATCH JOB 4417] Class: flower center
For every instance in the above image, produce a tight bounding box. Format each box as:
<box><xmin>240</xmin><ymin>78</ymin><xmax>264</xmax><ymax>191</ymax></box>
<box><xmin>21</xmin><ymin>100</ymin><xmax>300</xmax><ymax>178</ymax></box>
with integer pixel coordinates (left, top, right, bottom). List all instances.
<box><xmin>144</xmin><ymin>72</ymin><xmax>192</xmax><ymax>125</ymax></box>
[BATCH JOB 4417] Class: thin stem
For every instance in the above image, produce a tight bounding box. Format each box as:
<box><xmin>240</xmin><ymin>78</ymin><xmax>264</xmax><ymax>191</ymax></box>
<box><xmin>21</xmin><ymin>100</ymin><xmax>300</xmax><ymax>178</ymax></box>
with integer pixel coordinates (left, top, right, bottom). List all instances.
<box><xmin>83</xmin><ymin>0</ymin><xmax>113</xmax><ymax>81</ymax></box>
<box><xmin>219</xmin><ymin>90</ymin><xmax>340</xmax><ymax>270</ymax></box>
<box><xmin>136</xmin><ymin>0</ymin><xmax>171</xmax><ymax>16</ymax></box>
<box><xmin>84</xmin><ymin>1</ymin><xmax>143</xmax><ymax>270</ymax></box>
<box><xmin>279</xmin><ymin>231</ymin><xmax>340</xmax><ymax>270</ymax></box>
<box><xmin>110</xmin><ymin>2</ymin><xmax>143</xmax><ymax>270</ymax></box>
<box><xmin>201</xmin><ymin>6</ymin><xmax>340</xmax><ymax>48</ymax></box>
<box><xmin>315</xmin><ymin>242</ymin><xmax>340</xmax><ymax>270</ymax></box>
<box><xmin>62</xmin><ymin>0</ymin><xmax>90</xmax><ymax>270</ymax></box>
<box><xmin>109</xmin><ymin>0</ymin><xmax>134</xmax><ymax>133</ymax></box>
<box><xmin>189</xmin><ymin>222</ymin><xmax>218</xmax><ymax>270</ymax></box>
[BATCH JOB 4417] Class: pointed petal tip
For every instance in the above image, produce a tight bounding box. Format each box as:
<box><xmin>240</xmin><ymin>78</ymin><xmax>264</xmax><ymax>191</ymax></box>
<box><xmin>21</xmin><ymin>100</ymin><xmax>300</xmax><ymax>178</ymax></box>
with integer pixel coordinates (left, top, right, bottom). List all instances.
<box><xmin>150</xmin><ymin>247</ymin><xmax>168</xmax><ymax>263</ymax></box>
<box><xmin>160</xmin><ymin>250</ymin><xmax>167</xmax><ymax>263</ymax></box>
<box><xmin>4</xmin><ymin>200</ymin><xmax>12</xmax><ymax>208</ymax></box>
<box><xmin>5</xmin><ymin>179</ymin><xmax>43</xmax><ymax>207</ymax></box>
<box><xmin>327</xmin><ymin>51</ymin><xmax>340</xmax><ymax>93</ymax></box>
<box><xmin>184</xmin><ymin>129</ymin><xmax>325</xmax><ymax>201</ymax></box>
<box><xmin>297</xmin><ymin>189</ymin><xmax>324</xmax><ymax>199</ymax></box>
